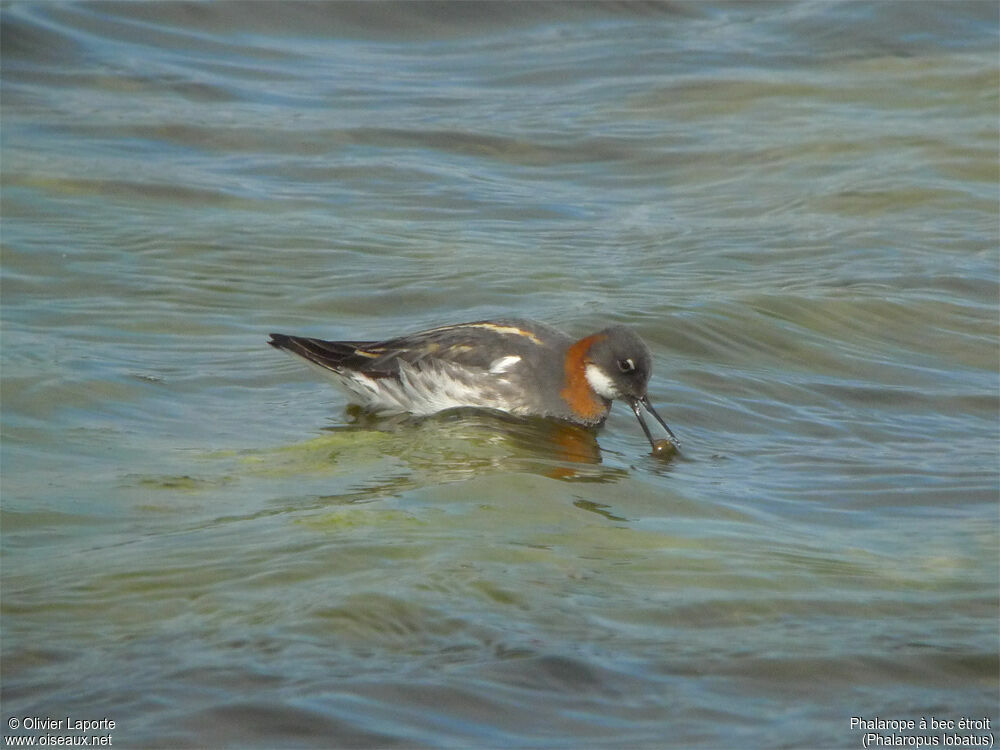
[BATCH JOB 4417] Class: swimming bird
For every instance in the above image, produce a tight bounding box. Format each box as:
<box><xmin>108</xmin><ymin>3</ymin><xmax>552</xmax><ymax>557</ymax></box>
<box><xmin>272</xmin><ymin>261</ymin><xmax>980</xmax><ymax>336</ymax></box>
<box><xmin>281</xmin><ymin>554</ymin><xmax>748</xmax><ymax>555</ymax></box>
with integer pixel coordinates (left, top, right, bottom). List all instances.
<box><xmin>268</xmin><ymin>319</ymin><xmax>677</xmax><ymax>451</ymax></box>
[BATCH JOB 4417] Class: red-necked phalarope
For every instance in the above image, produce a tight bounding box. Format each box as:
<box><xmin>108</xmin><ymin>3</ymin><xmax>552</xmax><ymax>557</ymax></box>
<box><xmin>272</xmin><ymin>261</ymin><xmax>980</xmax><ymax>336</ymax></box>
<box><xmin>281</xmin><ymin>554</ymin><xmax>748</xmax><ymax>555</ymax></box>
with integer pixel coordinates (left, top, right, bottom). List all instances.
<box><xmin>269</xmin><ymin>319</ymin><xmax>678</xmax><ymax>450</ymax></box>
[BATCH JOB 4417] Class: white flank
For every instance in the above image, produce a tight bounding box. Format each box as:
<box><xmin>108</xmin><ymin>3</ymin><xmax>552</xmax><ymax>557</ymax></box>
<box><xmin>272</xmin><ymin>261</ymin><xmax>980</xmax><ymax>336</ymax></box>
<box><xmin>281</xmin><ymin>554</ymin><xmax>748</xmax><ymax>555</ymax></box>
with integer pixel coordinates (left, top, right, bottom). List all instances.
<box><xmin>324</xmin><ymin>361</ymin><xmax>511</xmax><ymax>416</ymax></box>
<box><xmin>584</xmin><ymin>364</ymin><xmax>619</xmax><ymax>400</ymax></box>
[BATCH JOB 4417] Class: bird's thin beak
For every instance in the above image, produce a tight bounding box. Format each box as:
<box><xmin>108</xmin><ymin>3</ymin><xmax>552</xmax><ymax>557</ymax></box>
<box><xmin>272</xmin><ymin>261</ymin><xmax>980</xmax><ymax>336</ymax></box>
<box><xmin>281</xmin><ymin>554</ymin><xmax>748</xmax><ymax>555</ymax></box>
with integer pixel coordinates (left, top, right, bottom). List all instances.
<box><xmin>627</xmin><ymin>395</ymin><xmax>679</xmax><ymax>450</ymax></box>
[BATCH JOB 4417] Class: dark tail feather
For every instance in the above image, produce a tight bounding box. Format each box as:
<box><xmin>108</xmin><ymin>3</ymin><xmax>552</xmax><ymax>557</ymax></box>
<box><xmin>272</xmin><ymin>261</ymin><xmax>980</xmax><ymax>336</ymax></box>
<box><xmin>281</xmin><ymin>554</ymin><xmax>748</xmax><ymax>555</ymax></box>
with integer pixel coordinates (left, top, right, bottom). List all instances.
<box><xmin>268</xmin><ymin>333</ymin><xmax>363</xmax><ymax>371</ymax></box>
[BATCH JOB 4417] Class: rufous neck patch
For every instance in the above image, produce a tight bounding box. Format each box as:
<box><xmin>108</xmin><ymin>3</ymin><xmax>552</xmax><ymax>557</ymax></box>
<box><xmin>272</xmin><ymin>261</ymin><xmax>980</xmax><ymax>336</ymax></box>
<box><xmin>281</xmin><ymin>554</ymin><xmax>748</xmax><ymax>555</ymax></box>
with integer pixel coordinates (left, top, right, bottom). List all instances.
<box><xmin>560</xmin><ymin>334</ymin><xmax>610</xmax><ymax>422</ymax></box>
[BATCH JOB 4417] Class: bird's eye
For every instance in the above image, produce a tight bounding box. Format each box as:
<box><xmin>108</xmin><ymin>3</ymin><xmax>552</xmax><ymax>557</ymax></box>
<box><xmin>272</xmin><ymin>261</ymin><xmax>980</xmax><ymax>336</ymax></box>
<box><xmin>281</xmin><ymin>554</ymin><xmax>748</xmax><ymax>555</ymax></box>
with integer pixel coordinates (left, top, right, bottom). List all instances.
<box><xmin>617</xmin><ymin>358</ymin><xmax>636</xmax><ymax>373</ymax></box>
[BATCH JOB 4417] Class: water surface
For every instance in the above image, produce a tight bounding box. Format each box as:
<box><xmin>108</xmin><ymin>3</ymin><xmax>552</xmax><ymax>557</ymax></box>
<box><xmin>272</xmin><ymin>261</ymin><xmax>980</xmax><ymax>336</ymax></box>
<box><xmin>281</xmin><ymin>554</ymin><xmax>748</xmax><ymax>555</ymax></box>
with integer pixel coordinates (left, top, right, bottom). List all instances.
<box><xmin>2</xmin><ymin>2</ymin><xmax>998</xmax><ymax>747</ymax></box>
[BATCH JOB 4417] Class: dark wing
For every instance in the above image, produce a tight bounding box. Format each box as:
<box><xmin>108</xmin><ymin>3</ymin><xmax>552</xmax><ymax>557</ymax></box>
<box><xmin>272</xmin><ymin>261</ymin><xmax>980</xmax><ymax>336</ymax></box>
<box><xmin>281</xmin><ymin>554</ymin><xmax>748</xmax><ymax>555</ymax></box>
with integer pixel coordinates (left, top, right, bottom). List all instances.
<box><xmin>269</xmin><ymin>319</ymin><xmax>563</xmax><ymax>378</ymax></box>
<box><xmin>369</xmin><ymin>319</ymin><xmax>564</xmax><ymax>373</ymax></box>
<box><xmin>268</xmin><ymin>330</ymin><xmax>493</xmax><ymax>377</ymax></box>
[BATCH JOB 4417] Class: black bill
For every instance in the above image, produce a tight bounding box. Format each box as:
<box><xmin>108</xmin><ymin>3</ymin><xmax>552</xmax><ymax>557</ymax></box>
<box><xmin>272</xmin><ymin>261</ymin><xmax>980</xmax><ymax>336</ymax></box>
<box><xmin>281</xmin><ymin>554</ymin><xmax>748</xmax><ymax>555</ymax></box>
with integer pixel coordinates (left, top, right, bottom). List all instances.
<box><xmin>627</xmin><ymin>396</ymin><xmax>679</xmax><ymax>451</ymax></box>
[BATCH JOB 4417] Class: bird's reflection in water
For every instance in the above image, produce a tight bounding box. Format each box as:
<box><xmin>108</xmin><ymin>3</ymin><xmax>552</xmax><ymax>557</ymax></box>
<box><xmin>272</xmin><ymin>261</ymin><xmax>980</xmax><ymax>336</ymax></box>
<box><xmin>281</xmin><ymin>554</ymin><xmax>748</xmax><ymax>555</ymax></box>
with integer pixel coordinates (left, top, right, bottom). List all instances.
<box><xmin>334</xmin><ymin>405</ymin><xmax>626</xmax><ymax>483</ymax></box>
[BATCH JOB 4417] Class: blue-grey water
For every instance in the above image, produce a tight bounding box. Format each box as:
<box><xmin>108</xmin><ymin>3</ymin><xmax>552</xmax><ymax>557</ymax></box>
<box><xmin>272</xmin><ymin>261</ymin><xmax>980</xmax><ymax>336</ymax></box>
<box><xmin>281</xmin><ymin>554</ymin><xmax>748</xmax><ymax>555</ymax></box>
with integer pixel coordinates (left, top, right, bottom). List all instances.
<box><xmin>2</xmin><ymin>2</ymin><xmax>997</xmax><ymax>748</ymax></box>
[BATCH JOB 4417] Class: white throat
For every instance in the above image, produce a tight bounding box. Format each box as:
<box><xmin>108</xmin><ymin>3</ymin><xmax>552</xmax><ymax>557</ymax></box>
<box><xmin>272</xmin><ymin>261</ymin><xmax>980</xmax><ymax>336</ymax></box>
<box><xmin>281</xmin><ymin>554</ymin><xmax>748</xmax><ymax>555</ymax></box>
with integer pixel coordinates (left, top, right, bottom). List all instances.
<box><xmin>584</xmin><ymin>364</ymin><xmax>619</xmax><ymax>400</ymax></box>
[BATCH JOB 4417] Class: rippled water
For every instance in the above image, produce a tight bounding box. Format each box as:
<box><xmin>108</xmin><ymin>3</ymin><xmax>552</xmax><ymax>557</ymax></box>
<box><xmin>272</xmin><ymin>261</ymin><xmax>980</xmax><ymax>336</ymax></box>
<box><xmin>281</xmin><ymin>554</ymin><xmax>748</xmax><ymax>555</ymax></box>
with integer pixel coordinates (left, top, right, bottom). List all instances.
<box><xmin>2</xmin><ymin>2</ymin><xmax>998</xmax><ymax>747</ymax></box>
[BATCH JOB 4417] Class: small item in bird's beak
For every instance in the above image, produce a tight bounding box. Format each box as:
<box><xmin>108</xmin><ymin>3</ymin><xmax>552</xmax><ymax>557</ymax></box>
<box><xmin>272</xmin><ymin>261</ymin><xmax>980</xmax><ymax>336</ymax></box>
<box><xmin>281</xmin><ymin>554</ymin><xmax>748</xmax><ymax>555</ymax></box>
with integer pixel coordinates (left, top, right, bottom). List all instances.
<box><xmin>650</xmin><ymin>438</ymin><xmax>678</xmax><ymax>459</ymax></box>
